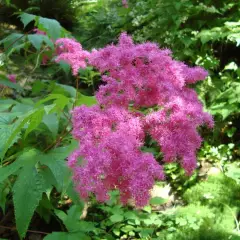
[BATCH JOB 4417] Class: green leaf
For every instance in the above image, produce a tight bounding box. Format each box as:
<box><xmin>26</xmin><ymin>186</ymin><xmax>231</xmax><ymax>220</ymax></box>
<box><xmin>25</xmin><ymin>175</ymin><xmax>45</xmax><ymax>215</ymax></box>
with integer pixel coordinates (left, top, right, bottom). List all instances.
<box><xmin>24</xmin><ymin>108</ymin><xmax>45</xmax><ymax>138</ymax></box>
<box><xmin>13</xmin><ymin>156</ymin><xmax>46</xmax><ymax>238</ymax></box>
<box><xmin>76</xmin><ymin>94</ymin><xmax>97</xmax><ymax>106</ymax></box>
<box><xmin>0</xmin><ymin>183</ymin><xmax>9</xmax><ymax>213</ymax></box>
<box><xmin>28</xmin><ymin>34</ymin><xmax>54</xmax><ymax>50</ymax></box>
<box><xmin>42</xmin><ymin>113</ymin><xmax>59</xmax><ymax>138</ymax></box>
<box><xmin>143</xmin><ymin>205</ymin><xmax>152</xmax><ymax>213</ymax></box>
<box><xmin>36</xmin><ymin>94</ymin><xmax>70</xmax><ymax>113</ymax></box>
<box><xmin>56</xmin><ymin>205</ymin><xmax>95</xmax><ymax>233</ymax></box>
<box><xmin>38</xmin><ymin>17</ymin><xmax>62</xmax><ymax>40</ymax></box>
<box><xmin>0</xmin><ymin>108</ymin><xmax>44</xmax><ymax>160</ymax></box>
<box><xmin>150</xmin><ymin>197</ymin><xmax>167</xmax><ymax>205</ymax></box>
<box><xmin>223</xmin><ymin>62</ymin><xmax>238</xmax><ymax>71</ymax></box>
<box><xmin>0</xmin><ymin>149</ymin><xmax>40</xmax><ymax>183</ymax></box>
<box><xmin>139</xmin><ymin>228</ymin><xmax>154</xmax><ymax>238</ymax></box>
<box><xmin>0</xmin><ymin>112</ymin><xmax>20</xmax><ymax>125</ymax></box>
<box><xmin>56</xmin><ymin>83</ymin><xmax>76</xmax><ymax>98</ymax></box>
<box><xmin>19</xmin><ymin>12</ymin><xmax>36</xmax><ymax>28</ymax></box>
<box><xmin>0</xmin><ymin>125</ymin><xmax>20</xmax><ymax>156</ymax></box>
<box><xmin>0</xmin><ymin>33</ymin><xmax>25</xmax><ymax>51</ymax></box>
<box><xmin>0</xmin><ymin>78</ymin><xmax>23</xmax><ymax>92</ymax></box>
<box><xmin>110</xmin><ymin>214</ymin><xmax>124</xmax><ymax>223</ymax></box>
<box><xmin>39</xmin><ymin>146</ymin><xmax>73</xmax><ymax>192</ymax></box>
<box><xmin>28</xmin><ymin>34</ymin><xmax>44</xmax><ymax>50</ymax></box>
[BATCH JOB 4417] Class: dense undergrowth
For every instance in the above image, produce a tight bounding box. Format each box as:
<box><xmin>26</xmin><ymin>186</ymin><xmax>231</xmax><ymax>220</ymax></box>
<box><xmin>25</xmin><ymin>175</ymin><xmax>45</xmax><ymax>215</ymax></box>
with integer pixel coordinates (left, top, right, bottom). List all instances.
<box><xmin>0</xmin><ymin>0</ymin><xmax>240</xmax><ymax>239</ymax></box>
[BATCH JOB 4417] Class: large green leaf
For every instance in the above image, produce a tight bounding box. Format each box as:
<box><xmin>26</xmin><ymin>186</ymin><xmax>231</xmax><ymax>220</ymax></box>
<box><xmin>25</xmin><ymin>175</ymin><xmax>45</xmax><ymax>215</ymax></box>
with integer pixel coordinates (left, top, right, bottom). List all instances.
<box><xmin>42</xmin><ymin>113</ymin><xmax>59</xmax><ymax>138</ymax></box>
<box><xmin>19</xmin><ymin>13</ymin><xmax>36</xmax><ymax>28</ymax></box>
<box><xmin>0</xmin><ymin>108</ymin><xmax>44</xmax><ymax>160</ymax></box>
<box><xmin>0</xmin><ymin>79</ymin><xmax>23</xmax><ymax>92</ymax></box>
<box><xmin>38</xmin><ymin>17</ymin><xmax>62</xmax><ymax>40</ymax></box>
<box><xmin>28</xmin><ymin>34</ymin><xmax>54</xmax><ymax>50</ymax></box>
<box><xmin>36</xmin><ymin>94</ymin><xmax>71</xmax><ymax>114</ymax></box>
<box><xmin>0</xmin><ymin>183</ymin><xmax>9</xmax><ymax>213</ymax></box>
<box><xmin>0</xmin><ymin>125</ymin><xmax>19</xmax><ymax>156</ymax></box>
<box><xmin>54</xmin><ymin>205</ymin><xmax>95</xmax><ymax>233</ymax></box>
<box><xmin>0</xmin><ymin>33</ymin><xmax>25</xmax><ymax>50</ymax></box>
<box><xmin>39</xmin><ymin>145</ymin><xmax>75</xmax><ymax>192</ymax></box>
<box><xmin>28</xmin><ymin>34</ymin><xmax>45</xmax><ymax>50</ymax></box>
<box><xmin>0</xmin><ymin>149</ymin><xmax>40</xmax><ymax>183</ymax></box>
<box><xmin>24</xmin><ymin>108</ymin><xmax>45</xmax><ymax>138</ymax></box>
<box><xmin>13</xmin><ymin>159</ymin><xmax>46</xmax><ymax>238</ymax></box>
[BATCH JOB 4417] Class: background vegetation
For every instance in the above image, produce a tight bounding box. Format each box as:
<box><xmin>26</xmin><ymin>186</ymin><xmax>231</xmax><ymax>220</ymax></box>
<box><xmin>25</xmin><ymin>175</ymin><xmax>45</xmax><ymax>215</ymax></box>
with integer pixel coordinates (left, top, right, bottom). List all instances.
<box><xmin>0</xmin><ymin>0</ymin><xmax>240</xmax><ymax>239</ymax></box>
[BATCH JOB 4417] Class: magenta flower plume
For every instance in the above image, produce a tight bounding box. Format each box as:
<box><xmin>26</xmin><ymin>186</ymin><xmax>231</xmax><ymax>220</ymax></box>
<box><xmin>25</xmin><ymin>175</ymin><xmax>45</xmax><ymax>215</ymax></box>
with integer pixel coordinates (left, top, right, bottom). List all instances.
<box><xmin>55</xmin><ymin>38</ymin><xmax>90</xmax><ymax>76</ymax></box>
<box><xmin>68</xmin><ymin>33</ymin><xmax>213</xmax><ymax>206</ymax></box>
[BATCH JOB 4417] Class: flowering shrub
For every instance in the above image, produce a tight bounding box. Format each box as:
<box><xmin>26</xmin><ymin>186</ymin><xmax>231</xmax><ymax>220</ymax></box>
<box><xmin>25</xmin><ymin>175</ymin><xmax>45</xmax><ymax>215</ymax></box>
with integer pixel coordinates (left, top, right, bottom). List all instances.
<box><xmin>61</xmin><ymin>33</ymin><xmax>213</xmax><ymax>206</ymax></box>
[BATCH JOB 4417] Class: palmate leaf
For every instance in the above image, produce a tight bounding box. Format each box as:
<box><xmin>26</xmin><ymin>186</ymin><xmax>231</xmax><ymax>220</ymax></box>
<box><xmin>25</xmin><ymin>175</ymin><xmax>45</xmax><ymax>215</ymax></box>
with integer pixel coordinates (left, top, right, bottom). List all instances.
<box><xmin>0</xmin><ymin>107</ymin><xmax>44</xmax><ymax>160</ymax></box>
<box><xmin>24</xmin><ymin>108</ymin><xmax>45</xmax><ymax>138</ymax></box>
<box><xmin>19</xmin><ymin>12</ymin><xmax>67</xmax><ymax>40</ymax></box>
<box><xmin>0</xmin><ymin>125</ymin><xmax>20</xmax><ymax>157</ymax></box>
<box><xmin>42</xmin><ymin>113</ymin><xmax>59</xmax><ymax>138</ymax></box>
<box><xmin>39</xmin><ymin>143</ymin><xmax>77</xmax><ymax>192</ymax></box>
<box><xmin>0</xmin><ymin>149</ymin><xmax>40</xmax><ymax>183</ymax></box>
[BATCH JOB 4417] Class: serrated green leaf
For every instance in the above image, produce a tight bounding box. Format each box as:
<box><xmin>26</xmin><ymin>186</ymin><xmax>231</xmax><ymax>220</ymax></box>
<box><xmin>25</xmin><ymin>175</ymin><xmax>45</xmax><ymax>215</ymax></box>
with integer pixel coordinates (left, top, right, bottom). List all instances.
<box><xmin>0</xmin><ymin>125</ymin><xmax>20</xmax><ymax>156</ymax></box>
<box><xmin>13</xmin><ymin>159</ymin><xmax>46</xmax><ymax>238</ymax></box>
<box><xmin>42</xmin><ymin>113</ymin><xmax>59</xmax><ymax>138</ymax></box>
<box><xmin>39</xmin><ymin>146</ymin><xmax>73</xmax><ymax>192</ymax></box>
<box><xmin>38</xmin><ymin>17</ymin><xmax>62</xmax><ymax>40</ymax></box>
<box><xmin>0</xmin><ymin>108</ymin><xmax>43</xmax><ymax>160</ymax></box>
<box><xmin>0</xmin><ymin>183</ymin><xmax>9</xmax><ymax>213</ymax></box>
<box><xmin>0</xmin><ymin>33</ymin><xmax>25</xmax><ymax>51</ymax></box>
<box><xmin>19</xmin><ymin>12</ymin><xmax>36</xmax><ymax>28</ymax></box>
<box><xmin>24</xmin><ymin>108</ymin><xmax>45</xmax><ymax>138</ymax></box>
<box><xmin>36</xmin><ymin>94</ymin><xmax>70</xmax><ymax>113</ymax></box>
<box><xmin>0</xmin><ymin>149</ymin><xmax>40</xmax><ymax>183</ymax></box>
<box><xmin>28</xmin><ymin>34</ymin><xmax>44</xmax><ymax>50</ymax></box>
<box><xmin>55</xmin><ymin>205</ymin><xmax>94</xmax><ymax>233</ymax></box>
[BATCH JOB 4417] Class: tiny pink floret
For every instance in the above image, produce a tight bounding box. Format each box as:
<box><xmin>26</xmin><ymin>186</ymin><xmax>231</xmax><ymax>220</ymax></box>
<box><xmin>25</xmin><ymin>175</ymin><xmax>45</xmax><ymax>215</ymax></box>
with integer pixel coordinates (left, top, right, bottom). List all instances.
<box><xmin>7</xmin><ymin>74</ymin><xmax>16</xmax><ymax>83</ymax></box>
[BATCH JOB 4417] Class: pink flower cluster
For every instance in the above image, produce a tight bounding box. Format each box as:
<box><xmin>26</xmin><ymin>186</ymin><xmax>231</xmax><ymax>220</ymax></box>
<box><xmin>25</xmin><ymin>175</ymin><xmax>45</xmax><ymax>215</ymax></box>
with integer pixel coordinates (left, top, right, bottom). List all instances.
<box><xmin>55</xmin><ymin>38</ymin><xmax>90</xmax><ymax>76</ymax></box>
<box><xmin>32</xmin><ymin>28</ymin><xmax>89</xmax><ymax>74</ymax></box>
<box><xmin>69</xmin><ymin>106</ymin><xmax>164</xmax><ymax>206</ymax></box>
<box><xmin>68</xmin><ymin>33</ymin><xmax>213</xmax><ymax>206</ymax></box>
